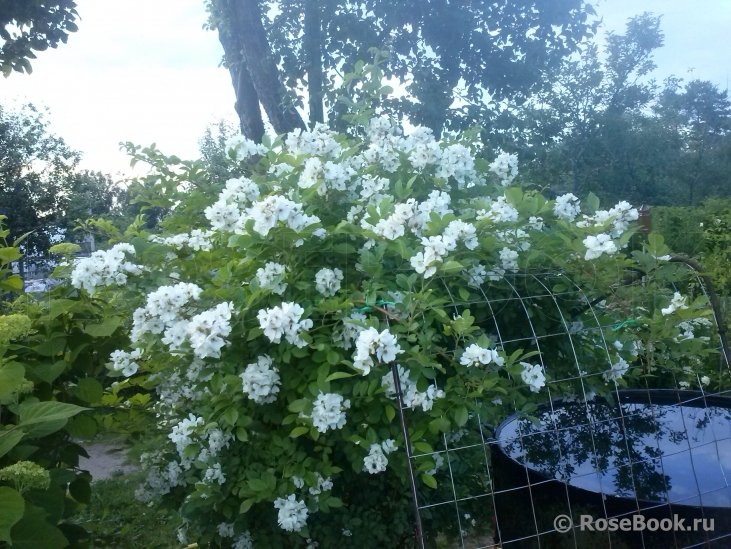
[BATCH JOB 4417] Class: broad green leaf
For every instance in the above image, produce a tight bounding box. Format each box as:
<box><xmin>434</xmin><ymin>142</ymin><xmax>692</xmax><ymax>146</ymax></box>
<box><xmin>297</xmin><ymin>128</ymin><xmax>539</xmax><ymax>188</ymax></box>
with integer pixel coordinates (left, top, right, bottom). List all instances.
<box><xmin>0</xmin><ymin>487</ymin><xmax>24</xmax><ymax>544</ymax></box>
<box><xmin>289</xmin><ymin>426</ymin><xmax>309</xmax><ymax>438</ymax></box>
<box><xmin>421</xmin><ymin>474</ymin><xmax>437</xmax><ymax>489</ymax></box>
<box><xmin>385</xmin><ymin>405</ymin><xmax>396</xmax><ymax>422</ymax></box>
<box><xmin>24</xmin><ymin>418</ymin><xmax>67</xmax><ymax>439</ymax></box>
<box><xmin>69</xmin><ymin>478</ymin><xmax>91</xmax><ymax>504</ymax></box>
<box><xmin>34</xmin><ymin>336</ymin><xmax>66</xmax><ymax>357</ymax></box>
<box><xmin>239</xmin><ymin>498</ymin><xmax>255</xmax><ymax>514</ymax></box>
<box><xmin>75</xmin><ymin>378</ymin><xmax>103</xmax><ymax>403</ymax></box>
<box><xmin>9</xmin><ymin>514</ymin><xmax>69</xmax><ymax>549</ymax></box>
<box><xmin>586</xmin><ymin>192</ymin><xmax>600</xmax><ymax>213</ymax></box>
<box><xmin>34</xmin><ymin>361</ymin><xmax>66</xmax><ymax>383</ymax></box>
<box><xmin>222</xmin><ymin>407</ymin><xmax>239</xmax><ymax>427</ymax></box>
<box><xmin>454</xmin><ymin>406</ymin><xmax>469</xmax><ymax>427</ymax></box>
<box><xmin>247</xmin><ymin>479</ymin><xmax>268</xmax><ymax>492</ymax></box>
<box><xmin>325</xmin><ymin>371</ymin><xmax>354</xmax><ymax>382</ymax></box>
<box><xmin>0</xmin><ymin>247</ymin><xmax>22</xmax><ymax>263</ymax></box>
<box><xmin>19</xmin><ymin>402</ymin><xmax>87</xmax><ymax>426</ymax></box>
<box><xmin>0</xmin><ymin>429</ymin><xmax>25</xmax><ymax>458</ymax></box>
<box><xmin>66</xmin><ymin>415</ymin><xmax>97</xmax><ymax>439</ymax></box>
<box><xmin>0</xmin><ymin>362</ymin><xmax>25</xmax><ymax>398</ymax></box>
<box><xmin>46</xmin><ymin>300</ymin><xmax>77</xmax><ymax>320</ymax></box>
<box><xmin>84</xmin><ymin>317</ymin><xmax>121</xmax><ymax>338</ymax></box>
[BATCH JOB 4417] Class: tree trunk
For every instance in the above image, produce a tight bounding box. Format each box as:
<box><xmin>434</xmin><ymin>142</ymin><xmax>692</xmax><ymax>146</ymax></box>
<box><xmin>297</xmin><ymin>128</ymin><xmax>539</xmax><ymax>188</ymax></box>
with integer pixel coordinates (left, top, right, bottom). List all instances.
<box><xmin>229</xmin><ymin>0</ymin><xmax>306</xmax><ymax>134</ymax></box>
<box><xmin>214</xmin><ymin>2</ymin><xmax>265</xmax><ymax>142</ymax></box>
<box><xmin>304</xmin><ymin>0</ymin><xmax>324</xmax><ymax>127</ymax></box>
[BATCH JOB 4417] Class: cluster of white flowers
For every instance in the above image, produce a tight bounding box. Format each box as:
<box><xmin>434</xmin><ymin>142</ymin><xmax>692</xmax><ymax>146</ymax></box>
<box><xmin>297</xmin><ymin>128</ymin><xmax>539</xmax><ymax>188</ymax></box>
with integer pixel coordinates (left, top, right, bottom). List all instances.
<box><xmin>169</xmin><ymin>413</ymin><xmax>204</xmax><ymax>456</ymax></box>
<box><xmin>286</xmin><ymin>123</ymin><xmax>341</xmax><ymax>158</ymax></box>
<box><xmin>134</xmin><ymin>457</ymin><xmax>186</xmax><ymax>502</ymax></box>
<box><xmin>241</xmin><ymin>195</ymin><xmax>322</xmax><ymax>240</ymax></box>
<box><xmin>257</xmin><ymin>302</ymin><xmax>312</xmax><ymax>347</ymax></box>
<box><xmin>131</xmin><ymin>282</ymin><xmax>202</xmax><ymax>343</ymax></box>
<box><xmin>675</xmin><ymin>317</ymin><xmax>713</xmax><ymax>342</ymax></box>
<box><xmin>240</xmin><ymin>355</ymin><xmax>281</xmax><ymax>404</ymax></box>
<box><xmin>204</xmin><ymin>463</ymin><xmax>226</xmax><ymax>485</ymax></box>
<box><xmin>465</xmin><ymin>263</ymin><xmax>488</xmax><ymax>288</ymax></box>
<box><xmin>185</xmin><ymin>302</ymin><xmax>234</xmax><ymax>359</ymax></box>
<box><xmin>71</xmin><ymin>243</ymin><xmax>142</xmax><ymax>295</ymax></box>
<box><xmin>225</xmin><ymin>135</ymin><xmax>267</xmax><ymax>161</ymax></box>
<box><xmin>205</xmin><ymin>177</ymin><xmax>261</xmax><ymax>232</ymax></box>
<box><xmin>476</xmin><ymin>196</ymin><xmax>519</xmax><ymax>224</ymax></box>
<box><xmin>274</xmin><ymin>494</ymin><xmax>309</xmax><ymax>532</ymax></box>
<box><xmin>662</xmin><ymin>292</ymin><xmax>689</xmax><ymax>316</ymax></box>
<box><xmin>309</xmin><ymin>392</ymin><xmax>350</xmax><ymax>432</ymax></box>
<box><xmin>232</xmin><ymin>532</ymin><xmax>253</xmax><ymax>549</ymax></box>
<box><xmin>315</xmin><ymin>268</ymin><xmax>344</xmax><ymax>297</ymax></box>
<box><xmin>443</xmin><ymin>220</ymin><xmax>479</xmax><ymax>249</ymax></box>
<box><xmin>299</xmin><ymin>157</ymin><xmax>356</xmax><ymax>196</ymax></box>
<box><xmin>553</xmin><ymin>193</ymin><xmax>581</xmax><ymax>222</ymax></box>
<box><xmin>381</xmin><ymin>365</ymin><xmax>445</xmax><ymax>411</ymax></box>
<box><xmin>576</xmin><ymin>201</ymin><xmax>638</xmax><ymax>238</ymax></box>
<box><xmin>217</xmin><ymin>523</ymin><xmax>234</xmax><ymax>538</ymax></box>
<box><xmin>333</xmin><ymin>312</ymin><xmax>367</xmax><ymax>350</ymax></box>
<box><xmin>583</xmin><ymin>233</ymin><xmax>617</xmax><ymax>260</ymax></box>
<box><xmin>410</xmin><ymin>235</ymin><xmax>456</xmax><ymax>278</ymax></box>
<box><xmin>149</xmin><ymin>229</ymin><xmax>214</xmax><ymax>252</ymax></box>
<box><xmin>520</xmin><ymin>362</ymin><xmax>546</xmax><ymax>393</ymax></box>
<box><xmin>352</xmin><ymin>327</ymin><xmax>403</xmax><ymax>375</ymax></box>
<box><xmin>109</xmin><ymin>348</ymin><xmax>144</xmax><ymax>377</ymax></box>
<box><xmin>256</xmin><ymin>262</ymin><xmax>288</xmax><ymax>295</ymax></box>
<box><xmin>489</xmin><ymin>151</ymin><xmax>519</xmax><ymax>186</ymax></box>
<box><xmin>363</xmin><ymin>443</ymin><xmax>389</xmax><ymax>474</ymax></box>
<box><xmin>308</xmin><ymin>473</ymin><xmax>334</xmax><ymax>495</ymax></box>
<box><xmin>460</xmin><ymin>344</ymin><xmax>504</xmax><ymax>368</ymax></box>
<box><xmin>603</xmin><ymin>357</ymin><xmax>630</xmax><ymax>382</ymax></box>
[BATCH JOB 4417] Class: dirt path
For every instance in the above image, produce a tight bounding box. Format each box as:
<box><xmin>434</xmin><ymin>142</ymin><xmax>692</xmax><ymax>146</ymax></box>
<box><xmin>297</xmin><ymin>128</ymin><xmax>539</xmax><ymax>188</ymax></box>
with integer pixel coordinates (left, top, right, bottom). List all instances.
<box><xmin>78</xmin><ymin>440</ymin><xmax>139</xmax><ymax>481</ymax></box>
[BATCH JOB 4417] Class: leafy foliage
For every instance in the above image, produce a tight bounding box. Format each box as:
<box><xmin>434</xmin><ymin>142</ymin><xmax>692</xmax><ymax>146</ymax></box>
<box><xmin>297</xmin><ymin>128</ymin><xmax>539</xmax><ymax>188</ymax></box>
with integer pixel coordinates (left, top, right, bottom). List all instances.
<box><xmin>0</xmin><ymin>0</ymin><xmax>79</xmax><ymax>76</ymax></box>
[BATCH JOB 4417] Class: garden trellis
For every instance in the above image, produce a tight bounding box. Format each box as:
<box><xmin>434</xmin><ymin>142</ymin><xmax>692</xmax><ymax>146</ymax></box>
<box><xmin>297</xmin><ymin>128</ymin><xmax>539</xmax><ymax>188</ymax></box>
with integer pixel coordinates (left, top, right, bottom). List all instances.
<box><xmin>394</xmin><ymin>262</ymin><xmax>731</xmax><ymax>549</ymax></box>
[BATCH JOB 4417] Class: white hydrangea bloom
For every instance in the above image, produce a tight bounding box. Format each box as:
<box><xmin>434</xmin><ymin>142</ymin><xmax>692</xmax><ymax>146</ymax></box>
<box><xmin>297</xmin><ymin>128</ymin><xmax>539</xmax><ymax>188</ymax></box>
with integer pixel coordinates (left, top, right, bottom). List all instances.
<box><xmin>363</xmin><ymin>443</ymin><xmax>388</xmax><ymax>474</ymax></box>
<box><xmin>109</xmin><ymin>348</ymin><xmax>144</xmax><ymax>377</ymax></box>
<box><xmin>240</xmin><ymin>355</ymin><xmax>281</xmax><ymax>404</ymax></box>
<box><xmin>256</xmin><ymin>262</ymin><xmax>288</xmax><ymax>295</ymax></box>
<box><xmin>131</xmin><ymin>282</ymin><xmax>202</xmax><ymax>343</ymax></box>
<box><xmin>353</xmin><ymin>327</ymin><xmax>403</xmax><ymax>375</ymax></box>
<box><xmin>71</xmin><ymin>243</ymin><xmax>142</xmax><ymax>295</ymax></box>
<box><xmin>205</xmin><ymin>200</ymin><xmax>241</xmax><ymax>232</ymax></box>
<box><xmin>315</xmin><ymin>268</ymin><xmax>344</xmax><ymax>297</ymax></box>
<box><xmin>583</xmin><ymin>234</ymin><xmax>617</xmax><ymax>260</ymax></box>
<box><xmin>235</xmin><ymin>195</ymin><xmax>321</xmax><ymax>239</ymax></box>
<box><xmin>520</xmin><ymin>362</ymin><xmax>546</xmax><ymax>393</ymax></box>
<box><xmin>220</xmin><ymin>177</ymin><xmax>261</xmax><ymax>206</ymax></box>
<box><xmin>204</xmin><ymin>463</ymin><xmax>226</xmax><ymax>485</ymax></box>
<box><xmin>257</xmin><ymin>302</ymin><xmax>313</xmax><ymax>348</ymax></box>
<box><xmin>443</xmin><ymin>220</ymin><xmax>478</xmax><ymax>250</ymax></box>
<box><xmin>553</xmin><ymin>193</ymin><xmax>581</xmax><ymax>221</ymax></box>
<box><xmin>603</xmin><ymin>357</ymin><xmax>630</xmax><ymax>382</ymax></box>
<box><xmin>489</xmin><ymin>150</ymin><xmax>519</xmax><ymax>186</ymax></box>
<box><xmin>274</xmin><ymin>494</ymin><xmax>309</xmax><ymax>532</ymax></box>
<box><xmin>186</xmin><ymin>302</ymin><xmax>234</xmax><ymax>359</ymax></box>
<box><xmin>309</xmin><ymin>392</ymin><xmax>350</xmax><ymax>432</ymax></box>
<box><xmin>460</xmin><ymin>344</ymin><xmax>504</xmax><ymax>368</ymax></box>
<box><xmin>435</xmin><ymin>144</ymin><xmax>476</xmax><ymax>187</ymax></box>
<box><xmin>168</xmin><ymin>413</ymin><xmax>204</xmax><ymax>456</ymax></box>
<box><xmin>661</xmin><ymin>292</ymin><xmax>689</xmax><ymax>316</ymax></box>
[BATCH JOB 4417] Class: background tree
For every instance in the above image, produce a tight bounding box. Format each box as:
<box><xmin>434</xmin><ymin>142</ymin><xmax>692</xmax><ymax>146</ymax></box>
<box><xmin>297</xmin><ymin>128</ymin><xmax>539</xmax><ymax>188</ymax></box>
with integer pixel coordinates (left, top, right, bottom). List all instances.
<box><xmin>0</xmin><ymin>0</ymin><xmax>79</xmax><ymax>76</ymax></box>
<box><xmin>205</xmin><ymin>0</ymin><xmax>599</xmax><ymax>140</ymax></box>
<box><xmin>0</xmin><ymin>103</ymin><xmax>124</xmax><ymax>267</ymax></box>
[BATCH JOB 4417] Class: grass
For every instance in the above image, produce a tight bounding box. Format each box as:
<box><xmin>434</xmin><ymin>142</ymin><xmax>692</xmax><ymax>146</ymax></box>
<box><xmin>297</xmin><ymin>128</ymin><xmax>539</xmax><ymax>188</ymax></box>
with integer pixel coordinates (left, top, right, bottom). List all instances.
<box><xmin>71</xmin><ymin>472</ymin><xmax>181</xmax><ymax>549</ymax></box>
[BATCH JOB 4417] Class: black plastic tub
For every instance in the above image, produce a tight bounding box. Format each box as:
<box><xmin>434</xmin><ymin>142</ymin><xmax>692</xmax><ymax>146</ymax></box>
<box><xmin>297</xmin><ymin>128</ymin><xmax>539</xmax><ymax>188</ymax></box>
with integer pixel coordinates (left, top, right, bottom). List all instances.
<box><xmin>491</xmin><ymin>390</ymin><xmax>731</xmax><ymax>548</ymax></box>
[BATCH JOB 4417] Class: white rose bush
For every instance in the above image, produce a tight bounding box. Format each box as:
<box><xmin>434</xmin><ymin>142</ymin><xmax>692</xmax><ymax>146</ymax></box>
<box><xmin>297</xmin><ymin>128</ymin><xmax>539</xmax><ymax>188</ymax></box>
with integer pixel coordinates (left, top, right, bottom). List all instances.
<box><xmin>63</xmin><ymin>66</ymin><xmax>719</xmax><ymax>547</ymax></box>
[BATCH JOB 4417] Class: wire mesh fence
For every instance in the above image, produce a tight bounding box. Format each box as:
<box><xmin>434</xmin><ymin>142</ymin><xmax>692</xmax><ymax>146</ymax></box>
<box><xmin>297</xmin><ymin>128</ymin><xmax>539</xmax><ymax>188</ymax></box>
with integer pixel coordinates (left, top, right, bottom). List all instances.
<box><xmin>393</xmin><ymin>264</ymin><xmax>731</xmax><ymax>549</ymax></box>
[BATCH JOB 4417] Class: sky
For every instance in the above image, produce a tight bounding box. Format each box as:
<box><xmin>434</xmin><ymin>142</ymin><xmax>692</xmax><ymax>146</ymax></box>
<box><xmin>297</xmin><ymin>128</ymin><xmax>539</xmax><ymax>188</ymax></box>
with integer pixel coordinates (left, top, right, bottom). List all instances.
<box><xmin>1</xmin><ymin>0</ymin><xmax>729</xmax><ymax>177</ymax></box>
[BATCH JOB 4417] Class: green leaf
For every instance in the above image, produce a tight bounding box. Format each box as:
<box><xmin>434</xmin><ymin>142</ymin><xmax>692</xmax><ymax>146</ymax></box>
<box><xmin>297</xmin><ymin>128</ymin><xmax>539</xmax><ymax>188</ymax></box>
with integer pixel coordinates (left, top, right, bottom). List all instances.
<box><xmin>84</xmin><ymin>317</ymin><xmax>121</xmax><ymax>338</ymax></box>
<box><xmin>34</xmin><ymin>336</ymin><xmax>66</xmax><ymax>357</ymax></box>
<box><xmin>325</xmin><ymin>371</ymin><xmax>354</xmax><ymax>382</ymax></box>
<box><xmin>222</xmin><ymin>407</ymin><xmax>239</xmax><ymax>427</ymax></box>
<box><xmin>75</xmin><ymin>378</ymin><xmax>103</xmax><ymax>403</ymax></box>
<box><xmin>247</xmin><ymin>479</ymin><xmax>268</xmax><ymax>492</ymax></box>
<box><xmin>413</xmin><ymin>442</ymin><xmax>433</xmax><ymax>454</ymax></box>
<box><xmin>454</xmin><ymin>406</ymin><xmax>469</xmax><ymax>427</ymax></box>
<box><xmin>0</xmin><ymin>362</ymin><xmax>25</xmax><ymax>399</ymax></box>
<box><xmin>239</xmin><ymin>498</ymin><xmax>255</xmax><ymax>514</ymax></box>
<box><xmin>326</xmin><ymin>350</ymin><xmax>340</xmax><ymax>365</ymax></box>
<box><xmin>69</xmin><ymin>477</ymin><xmax>91</xmax><ymax>504</ymax></box>
<box><xmin>246</xmin><ymin>327</ymin><xmax>264</xmax><ymax>341</ymax></box>
<box><xmin>46</xmin><ymin>299</ymin><xmax>77</xmax><ymax>320</ymax></box>
<box><xmin>0</xmin><ymin>247</ymin><xmax>22</xmax><ymax>263</ymax></box>
<box><xmin>326</xmin><ymin>496</ymin><xmax>343</xmax><ymax>508</ymax></box>
<box><xmin>586</xmin><ymin>192</ymin><xmax>600</xmax><ymax>214</ymax></box>
<box><xmin>440</xmin><ymin>260</ymin><xmax>463</xmax><ymax>275</ymax></box>
<box><xmin>34</xmin><ymin>361</ymin><xmax>66</xmax><ymax>383</ymax></box>
<box><xmin>24</xmin><ymin>418</ymin><xmax>67</xmax><ymax>439</ymax></box>
<box><xmin>0</xmin><ymin>487</ymin><xmax>24</xmax><ymax>543</ymax></box>
<box><xmin>66</xmin><ymin>415</ymin><xmax>97</xmax><ymax>440</ymax></box>
<box><xmin>9</xmin><ymin>514</ymin><xmax>69</xmax><ymax>549</ymax></box>
<box><xmin>385</xmin><ymin>405</ymin><xmax>396</xmax><ymax>422</ymax></box>
<box><xmin>421</xmin><ymin>474</ymin><xmax>437</xmax><ymax>489</ymax></box>
<box><xmin>19</xmin><ymin>402</ymin><xmax>87</xmax><ymax>426</ymax></box>
<box><xmin>289</xmin><ymin>426</ymin><xmax>309</xmax><ymax>438</ymax></box>
<box><xmin>236</xmin><ymin>427</ymin><xmax>248</xmax><ymax>442</ymax></box>
<box><xmin>0</xmin><ymin>429</ymin><xmax>25</xmax><ymax>458</ymax></box>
